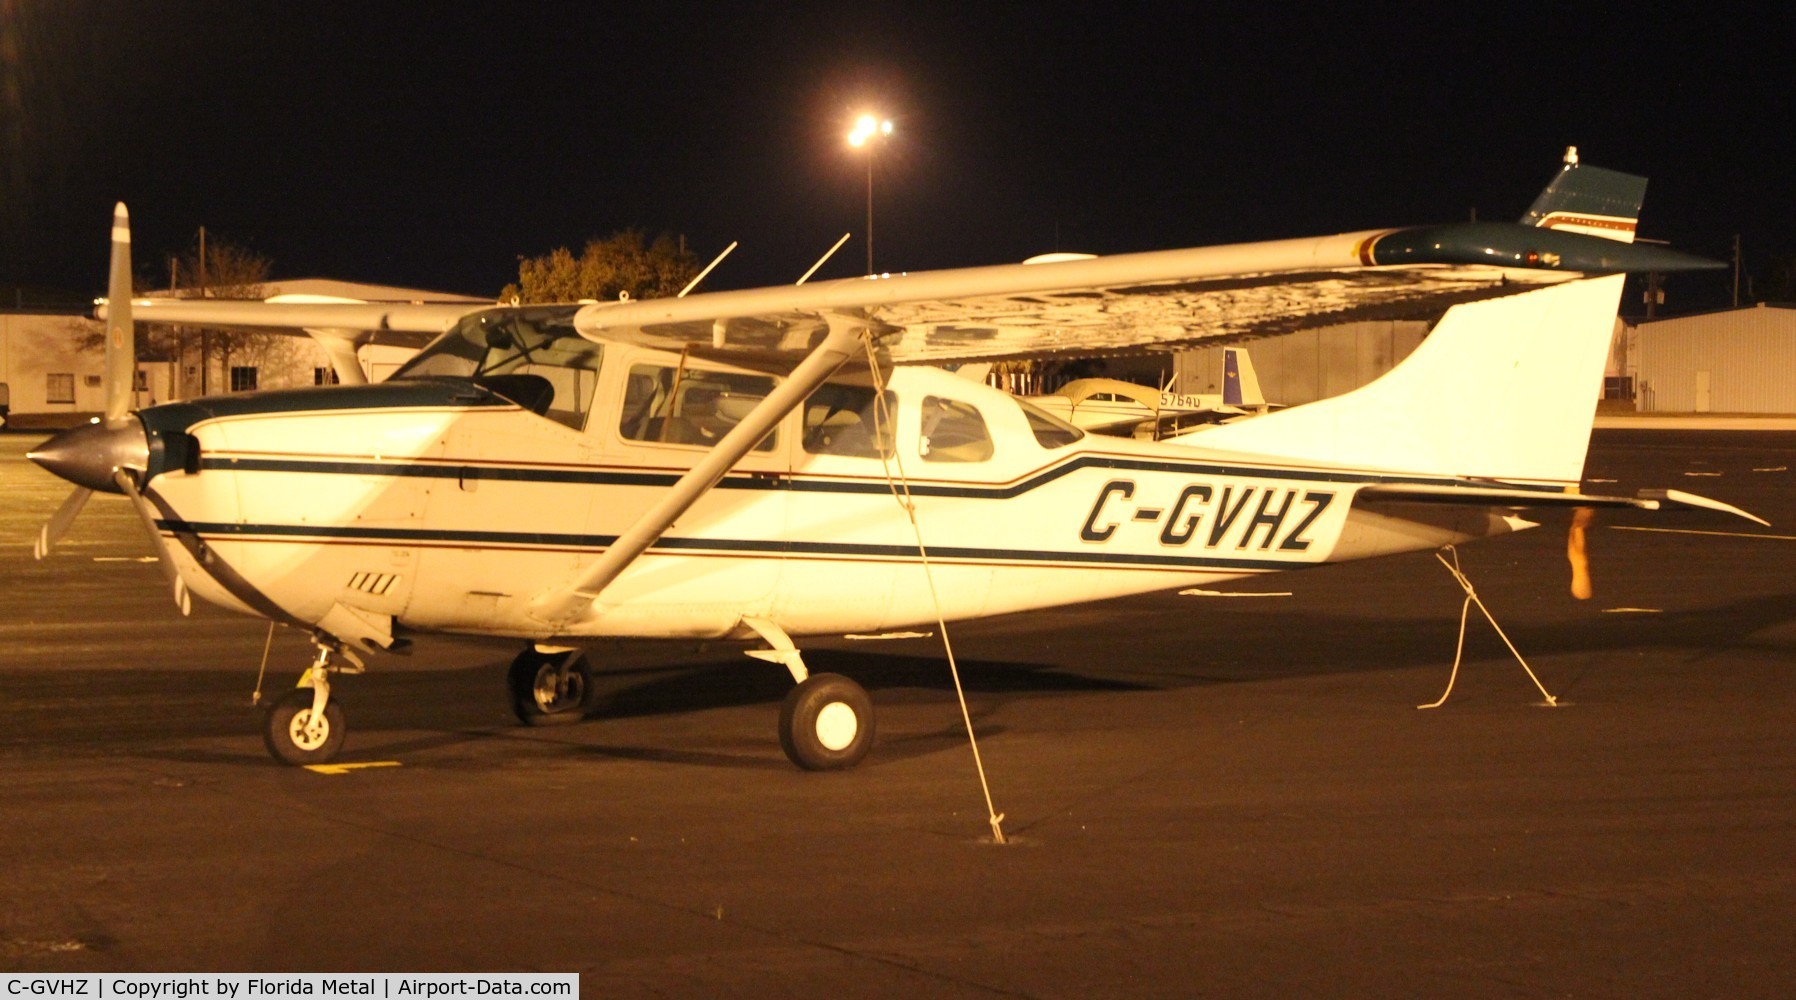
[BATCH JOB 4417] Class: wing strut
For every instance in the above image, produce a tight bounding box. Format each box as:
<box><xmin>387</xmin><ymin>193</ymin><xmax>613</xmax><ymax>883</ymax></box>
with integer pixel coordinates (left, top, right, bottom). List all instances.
<box><xmin>528</xmin><ymin>314</ymin><xmax>870</xmax><ymax>627</ymax></box>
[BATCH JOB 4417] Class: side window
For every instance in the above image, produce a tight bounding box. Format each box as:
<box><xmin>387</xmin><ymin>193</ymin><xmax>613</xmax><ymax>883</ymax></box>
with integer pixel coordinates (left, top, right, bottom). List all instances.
<box><xmin>618</xmin><ymin>363</ymin><xmax>778</xmax><ymax>451</ymax></box>
<box><xmin>802</xmin><ymin>384</ymin><xmax>894</xmax><ymax>458</ymax></box>
<box><xmin>920</xmin><ymin>396</ymin><xmax>994</xmax><ymax>462</ymax></box>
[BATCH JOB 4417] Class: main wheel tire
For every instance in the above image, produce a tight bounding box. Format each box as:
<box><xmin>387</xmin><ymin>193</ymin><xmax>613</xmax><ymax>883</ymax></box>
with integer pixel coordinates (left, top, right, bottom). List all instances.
<box><xmin>509</xmin><ymin>649</ymin><xmax>596</xmax><ymax>726</ymax></box>
<box><xmin>263</xmin><ymin>688</ymin><xmax>347</xmax><ymax>766</ymax></box>
<box><xmin>779</xmin><ymin>673</ymin><xmax>874</xmax><ymax>771</ymax></box>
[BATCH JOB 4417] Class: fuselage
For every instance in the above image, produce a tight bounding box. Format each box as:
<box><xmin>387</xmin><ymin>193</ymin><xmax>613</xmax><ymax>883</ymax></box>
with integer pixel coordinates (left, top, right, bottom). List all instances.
<box><xmin>119</xmin><ymin>335</ymin><xmax>1520</xmax><ymax>649</ymax></box>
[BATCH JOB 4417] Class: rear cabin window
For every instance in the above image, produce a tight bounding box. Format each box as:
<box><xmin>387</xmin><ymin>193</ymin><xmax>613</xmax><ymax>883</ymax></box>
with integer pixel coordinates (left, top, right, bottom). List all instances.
<box><xmin>618</xmin><ymin>363</ymin><xmax>777</xmax><ymax>451</ymax></box>
<box><xmin>920</xmin><ymin>396</ymin><xmax>994</xmax><ymax>462</ymax></box>
<box><xmin>802</xmin><ymin>384</ymin><xmax>894</xmax><ymax>458</ymax></box>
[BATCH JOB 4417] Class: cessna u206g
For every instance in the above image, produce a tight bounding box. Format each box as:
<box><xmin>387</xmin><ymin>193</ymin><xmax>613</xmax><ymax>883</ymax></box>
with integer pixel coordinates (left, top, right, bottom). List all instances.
<box><xmin>31</xmin><ymin>150</ymin><xmax>1761</xmax><ymax>768</ymax></box>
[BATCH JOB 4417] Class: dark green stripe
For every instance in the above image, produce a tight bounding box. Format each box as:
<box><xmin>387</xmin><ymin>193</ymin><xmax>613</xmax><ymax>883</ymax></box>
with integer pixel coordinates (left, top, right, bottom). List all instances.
<box><xmin>152</xmin><ymin>518</ymin><xmax>1303</xmax><ymax>572</ymax></box>
<box><xmin>191</xmin><ymin>453</ymin><xmax>1552</xmax><ymax>499</ymax></box>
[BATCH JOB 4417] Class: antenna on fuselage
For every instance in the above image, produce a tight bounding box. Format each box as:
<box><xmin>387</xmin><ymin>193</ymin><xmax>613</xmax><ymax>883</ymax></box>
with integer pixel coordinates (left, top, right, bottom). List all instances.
<box><xmin>796</xmin><ymin>233</ymin><xmax>853</xmax><ymax>285</ymax></box>
<box><xmin>677</xmin><ymin>241</ymin><xmax>739</xmax><ymax>298</ymax></box>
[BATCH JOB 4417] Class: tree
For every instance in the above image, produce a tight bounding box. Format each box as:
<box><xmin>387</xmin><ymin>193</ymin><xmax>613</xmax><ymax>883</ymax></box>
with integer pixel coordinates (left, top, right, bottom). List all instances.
<box><xmin>147</xmin><ymin>231</ymin><xmax>274</xmax><ymax>396</ymax></box>
<box><xmin>502</xmin><ymin>230</ymin><xmax>699</xmax><ymax>303</ymax></box>
<box><xmin>71</xmin><ymin>230</ymin><xmax>279</xmax><ymax>396</ymax></box>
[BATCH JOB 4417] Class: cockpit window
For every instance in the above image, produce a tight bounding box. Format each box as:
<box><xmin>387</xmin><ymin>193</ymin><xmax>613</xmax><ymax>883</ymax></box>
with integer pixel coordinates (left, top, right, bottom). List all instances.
<box><xmin>1015</xmin><ymin>397</ymin><xmax>1085</xmax><ymax>448</ymax></box>
<box><xmin>390</xmin><ymin>308</ymin><xmax>601</xmax><ymax>430</ymax></box>
<box><xmin>920</xmin><ymin>396</ymin><xmax>994</xmax><ymax>462</ymax></box>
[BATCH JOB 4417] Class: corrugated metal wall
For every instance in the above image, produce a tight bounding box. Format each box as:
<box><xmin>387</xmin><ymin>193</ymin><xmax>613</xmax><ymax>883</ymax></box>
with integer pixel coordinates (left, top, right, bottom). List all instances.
<box><xmin>1633</xmin><ymin>305</ymin><xmax>1796</xmax><ymax>413</ymax></box>
<box><xmin>1175</xmin><ymin>320</ymin><xmax>1429</xmax><ymax>406</ymax></box>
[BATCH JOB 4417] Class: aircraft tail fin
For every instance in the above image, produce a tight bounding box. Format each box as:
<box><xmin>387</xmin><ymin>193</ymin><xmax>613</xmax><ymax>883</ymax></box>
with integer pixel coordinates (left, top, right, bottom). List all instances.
<box><xmin>1519</xmin><ymin>146</ymin><xmax>1646</xmax><ymax>244</ymax></box>
<box><xmin>1221</xmin><ymin>347</ymin><xmax>1264</xmax><ymax>409</ymax></box>
<box><xmin>1172</xmin><ymin>274</ymin><xmax>1625</xmax><ymax>488</ymax></box>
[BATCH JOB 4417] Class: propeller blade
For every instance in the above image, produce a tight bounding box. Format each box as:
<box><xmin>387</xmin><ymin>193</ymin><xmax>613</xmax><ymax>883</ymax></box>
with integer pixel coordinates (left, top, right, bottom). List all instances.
<box><xmin>1567</xmin><ymin>506</ymin><xmax>1594</xmax><ymax>600</ymax></box>
<box><xmin>34</xmin><ymin>486</ymin><xmax>94</xmax><ymax>560</ymax></box>
<box><xmin>112</xmin><ymin>469</ymin><xmax>191</xmax><ymax>615</ymax></box>
<box><xmin>104</xmin><ymin>203</ymin><xmax>135</xmax><ymax>425</ymax></box>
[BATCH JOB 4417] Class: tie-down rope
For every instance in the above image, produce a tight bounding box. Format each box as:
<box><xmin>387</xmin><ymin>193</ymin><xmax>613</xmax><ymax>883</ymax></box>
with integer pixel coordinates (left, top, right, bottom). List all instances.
<box><xmin>1419</xmin><ymin>546</ymin><xmax>1560</xmax><ymax>710</ymax></box>
<box><xmin>862</xmin><ymin>339</ymin><xmax>1007</xmax><ymax>844</ymax></box>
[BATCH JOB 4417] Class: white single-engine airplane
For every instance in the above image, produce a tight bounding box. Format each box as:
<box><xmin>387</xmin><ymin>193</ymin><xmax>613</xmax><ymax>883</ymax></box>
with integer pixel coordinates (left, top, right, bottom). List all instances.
<box><xmin>1024</xmin><ymin>347</ymin><xmax>1272</xmax><ymax>437</ymax></box>
<box><xmin>31</xmin><ymin>149</ymin><xmax>1762</xmax><ymax>769</ymax></box>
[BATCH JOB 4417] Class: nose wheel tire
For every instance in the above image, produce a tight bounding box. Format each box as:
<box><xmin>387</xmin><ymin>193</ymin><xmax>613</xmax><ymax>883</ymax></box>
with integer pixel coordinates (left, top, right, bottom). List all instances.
<box><xmin>263</xmin><ymin>688</ymin><xmax>347</xmax><ymax>766</ymax></box>
<box><xmin>779</xmin><ymin>673</ymin><xmax>874</xmax><ymax>771</ymax></box>
<box><xmin>509</xmin><ymin>649</ymin><xmax>597</xmax><ymax>726</ymax></box>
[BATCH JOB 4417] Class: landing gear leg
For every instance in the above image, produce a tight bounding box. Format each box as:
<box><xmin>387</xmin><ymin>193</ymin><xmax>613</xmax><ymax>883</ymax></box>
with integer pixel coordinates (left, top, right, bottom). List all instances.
<box><xmin>508</xmin><ymin>645</ymin><xmax>596</xmax><ymax>726</ymax></box>
<box><xmin>263</xmin><ymin>641</ymin><xmax>361</xmax><ymax>766</ymax></box>
<box><xmin>743</xmin><ymin>616</ymin><xmax>875</xmax><ymax>771</ymax></box>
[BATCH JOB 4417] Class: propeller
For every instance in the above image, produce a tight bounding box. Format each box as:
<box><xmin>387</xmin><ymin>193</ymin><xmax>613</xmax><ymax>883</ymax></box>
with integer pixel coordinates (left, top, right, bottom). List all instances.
<box><xmin>33</xmin><ymin>486</ymin><xmax>94</xmax><ymax>560</ymax></box>
<box><xmin>31</xmin><ymin>203</ymin><xmax>141</xmax><ymax>559</ymax></box>
<box><xmin>101</xmin><ymin>203</ymin><xmax>135</xmax><ymax>426</ymax></box>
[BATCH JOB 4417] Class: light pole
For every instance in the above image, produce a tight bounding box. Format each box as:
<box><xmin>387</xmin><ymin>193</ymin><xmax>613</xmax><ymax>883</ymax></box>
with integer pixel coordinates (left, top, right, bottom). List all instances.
<box><xmin>847</xmin><ymin>113</ymin><xmax>892</xmax><ymax>274</ymax></box>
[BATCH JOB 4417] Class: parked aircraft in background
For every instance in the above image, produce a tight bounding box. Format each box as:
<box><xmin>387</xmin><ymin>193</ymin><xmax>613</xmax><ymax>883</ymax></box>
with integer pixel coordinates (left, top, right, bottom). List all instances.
<box><xmin>29</xmin><ymin>149</ymin><xmax>1758</xmax><ymax>772</ymax></box>
<box><xmin>1026</xmin><ymin>347</ymin><xmax>1271</xmax><ymax>438</ymax></box>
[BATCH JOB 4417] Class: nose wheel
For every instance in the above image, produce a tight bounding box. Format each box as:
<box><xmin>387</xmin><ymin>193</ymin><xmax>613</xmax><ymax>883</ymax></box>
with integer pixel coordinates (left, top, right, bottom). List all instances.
<box><xmin>264</xmin><ymin>688</ymin><xmax>346</xmax><ymax>765</ymax></box>
<box><xmin>508</xmin><ymin>647</ymin><xmax>597</xmax><ymax>726</ymax></box>
<box><xmin>262</xmin><ymin>642</ymin><xmax>358</xmax><ymax>766</ymax></box>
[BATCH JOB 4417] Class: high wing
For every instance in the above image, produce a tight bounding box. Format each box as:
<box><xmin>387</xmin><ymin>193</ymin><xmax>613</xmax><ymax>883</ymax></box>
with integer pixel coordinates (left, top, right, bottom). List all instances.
<box><xmin>115</xmin><ymin>297</ymin><xmax>478</xmax><ymax>337</ymax></box>
<box><xmin>571</xmin><ymin>223</ymin><xmax>1713</xmax><ymax>367</ymax></box>
<box><xmin>104</xmin><ymin>221</ymin><xmax>1714</xmax><ymax>371</ymax></box>
<box><xmin>112</xmin><ymin>294</ymin><xmax>484</xmax><ymax>386</ymax></box>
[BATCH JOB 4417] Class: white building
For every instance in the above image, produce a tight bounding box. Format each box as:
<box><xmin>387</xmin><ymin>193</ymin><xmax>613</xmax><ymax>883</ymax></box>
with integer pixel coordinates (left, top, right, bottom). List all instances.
<box><xmin>0</xmin><ymin>279</ymin><xmax>488</xmax><ymax>428</ymax></box>
<box><xmin>0</xmin><ymin>306</ymin><xmax>104</xmax><ymax>425</ymax></box>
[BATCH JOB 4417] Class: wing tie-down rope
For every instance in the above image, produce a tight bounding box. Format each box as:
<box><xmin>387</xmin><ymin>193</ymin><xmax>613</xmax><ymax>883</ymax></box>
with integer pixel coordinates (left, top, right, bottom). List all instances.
<box><xmin>1418</xmin><ymin>546</ymin><xmax>1560</xmax><ymax>710</ymax></box>
<box><xmin>863</xmin><ymin>339</ymin><xmax>1008</xmax><ymax>845</ymax></box>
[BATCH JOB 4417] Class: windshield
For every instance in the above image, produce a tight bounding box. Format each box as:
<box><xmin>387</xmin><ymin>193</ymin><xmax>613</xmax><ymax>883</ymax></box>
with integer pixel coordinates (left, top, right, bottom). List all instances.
<box><xmin>1015</xmin><ymin>397</ymin><xmax>1085</xmax><ymax>448</ymax></box>
<box><xmin>391</xmin><ymin>307</ymin><xmax>601</xmax><ymax>430</ymax></box>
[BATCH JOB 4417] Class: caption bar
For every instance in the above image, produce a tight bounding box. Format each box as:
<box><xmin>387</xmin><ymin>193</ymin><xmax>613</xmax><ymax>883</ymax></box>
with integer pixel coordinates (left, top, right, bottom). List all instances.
<box><xmin>3</xmin><ymin>977</ymin><xmax>577</xmax><ymax>999</ymax></box>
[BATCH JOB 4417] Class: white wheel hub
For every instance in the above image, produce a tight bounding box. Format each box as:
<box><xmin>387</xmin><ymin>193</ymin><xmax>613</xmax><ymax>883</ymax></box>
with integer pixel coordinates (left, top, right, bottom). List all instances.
<box><xmin>814</xmin><ymin>701</ymin><xmax>858</xmax><ymax>751</ymax></box>
<box><xmin>288</xmin><ymin>710</ymin><xmax>329</xmax><ymax>751</ymax></box>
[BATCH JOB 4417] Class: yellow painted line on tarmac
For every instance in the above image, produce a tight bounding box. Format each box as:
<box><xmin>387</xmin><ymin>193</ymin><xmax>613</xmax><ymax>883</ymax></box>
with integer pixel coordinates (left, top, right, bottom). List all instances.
<box><xmin>303</xmin><ymin>761</ymin><xmax>403</xmax><ymax>776</ymax></box>
<box><xmin>1610</xmin><ymin>526</ymin><xmax>1796</xmax><ymax>541</ymax></box>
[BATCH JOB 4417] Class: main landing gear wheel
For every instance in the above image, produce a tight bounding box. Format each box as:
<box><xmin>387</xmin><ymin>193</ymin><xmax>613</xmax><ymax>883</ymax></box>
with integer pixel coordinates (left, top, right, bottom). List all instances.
<box><xmin>779</xmin><ymin>673</ymin><xmax>874</xmax><ymax>771</ymax></box>
<box><xmin>263</xmin><ymin>688</ymin><xmax>346</xmax><ymax>766</ymax></box>
<box><xmin>509</xmin><ymin>648</ymin><xmax>597</xmax><ymax>726</ymax></box>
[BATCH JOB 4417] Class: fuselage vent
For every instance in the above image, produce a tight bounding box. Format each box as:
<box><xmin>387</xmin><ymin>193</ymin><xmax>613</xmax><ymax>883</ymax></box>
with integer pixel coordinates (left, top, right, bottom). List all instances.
<box><xmin>348</xmin><ymin>572</ymin><xmax>399</xmax><ymax>596</ymax></box>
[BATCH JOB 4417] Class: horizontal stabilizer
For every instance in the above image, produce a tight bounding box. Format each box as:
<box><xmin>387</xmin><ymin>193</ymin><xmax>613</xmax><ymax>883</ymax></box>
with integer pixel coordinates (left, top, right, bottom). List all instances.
<box><xmin>1357</xmin><ymin>483</ymin><xmax>1767</xmax><ymax>526</ymax></box>
<box><xmin>1636</xmin><ymin>488</ymin><xmax>1770</xmax><ymax>525</ymax></box>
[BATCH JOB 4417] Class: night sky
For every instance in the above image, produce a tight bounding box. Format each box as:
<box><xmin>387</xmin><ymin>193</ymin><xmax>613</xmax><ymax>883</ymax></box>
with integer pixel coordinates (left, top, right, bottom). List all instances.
<box><xmin>3</xmin><ymin>3</ymin><xmax>1791</xmax><ymax>314</ymax></box>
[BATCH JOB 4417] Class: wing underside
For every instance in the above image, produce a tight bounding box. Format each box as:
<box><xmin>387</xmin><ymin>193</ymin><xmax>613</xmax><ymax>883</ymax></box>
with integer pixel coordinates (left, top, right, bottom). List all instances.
<box><xmin>102</xmin><ymin>219</ymin><xmax>1717</xmax><ymax>371</ymax></box>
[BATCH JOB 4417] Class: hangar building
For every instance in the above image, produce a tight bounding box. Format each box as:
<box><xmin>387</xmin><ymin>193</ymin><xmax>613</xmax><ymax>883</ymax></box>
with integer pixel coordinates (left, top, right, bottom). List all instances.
<box><xmin>1626</xmin><ymin>304</ymin><xmax>1796</xmax><ymax>414</ymax></box>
